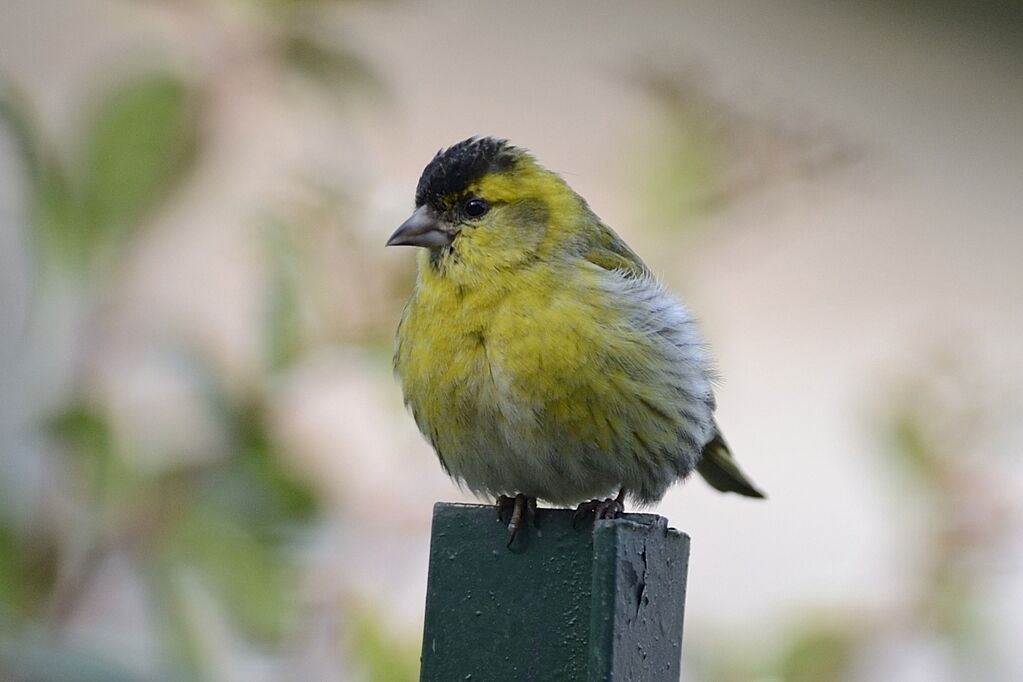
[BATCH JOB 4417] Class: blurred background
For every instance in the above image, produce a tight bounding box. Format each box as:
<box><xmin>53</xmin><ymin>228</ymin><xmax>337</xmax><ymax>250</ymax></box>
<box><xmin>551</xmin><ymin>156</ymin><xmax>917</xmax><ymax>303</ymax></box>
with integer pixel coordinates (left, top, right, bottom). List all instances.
<box><xmin>1</xmin><ymin>1</ymin><xmax>1021</xmax><ymax>680</ymax></box>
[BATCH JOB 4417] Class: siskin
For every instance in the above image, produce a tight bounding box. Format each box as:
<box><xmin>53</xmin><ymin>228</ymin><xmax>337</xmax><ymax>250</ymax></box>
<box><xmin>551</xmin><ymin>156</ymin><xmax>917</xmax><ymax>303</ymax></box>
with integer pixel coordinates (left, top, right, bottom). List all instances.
<box><xmin>388</xmin><ymin>137</ymin><xmax>764</xmax><ymax>536</ymax></box>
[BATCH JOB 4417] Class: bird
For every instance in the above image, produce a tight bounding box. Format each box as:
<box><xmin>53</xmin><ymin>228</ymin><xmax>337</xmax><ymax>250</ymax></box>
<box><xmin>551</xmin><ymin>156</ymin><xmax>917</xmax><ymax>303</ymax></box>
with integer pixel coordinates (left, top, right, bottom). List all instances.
<box><xmin>387</xmin><ymin>137</ymin><xmax>764</xmax><ymax>540</ymax></box>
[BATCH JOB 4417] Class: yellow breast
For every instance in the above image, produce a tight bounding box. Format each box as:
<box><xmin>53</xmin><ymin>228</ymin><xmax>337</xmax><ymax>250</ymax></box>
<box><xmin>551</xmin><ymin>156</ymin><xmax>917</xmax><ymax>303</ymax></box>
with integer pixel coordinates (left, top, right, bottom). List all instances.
<box><xmin>395</xmin><ymin>251</ymin><xmax>698</xmax><ymax>504</ymax></box>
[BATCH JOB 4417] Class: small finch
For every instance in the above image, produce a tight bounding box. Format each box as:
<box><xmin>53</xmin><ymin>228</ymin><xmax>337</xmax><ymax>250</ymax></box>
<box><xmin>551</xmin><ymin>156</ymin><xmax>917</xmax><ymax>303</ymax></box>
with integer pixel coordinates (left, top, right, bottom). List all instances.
<box><xmin>388</xmin><ymin>137</ymin><xmax>764</xmax><ymax>537</ymax></box>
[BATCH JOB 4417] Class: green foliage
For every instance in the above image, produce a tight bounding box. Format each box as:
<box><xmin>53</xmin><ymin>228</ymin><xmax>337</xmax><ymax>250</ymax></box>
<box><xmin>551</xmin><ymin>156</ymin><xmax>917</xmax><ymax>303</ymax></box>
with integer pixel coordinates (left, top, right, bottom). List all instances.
<box><xmin>218</xmin><ymin>395</ymin><xmax>318</xmax><ymax>530</ymax></box>
<box><xmin>42</xmin><ymin>374</ymin><xmax>319</xmax><ymax>650</ymax></box>
<box><xmin>0</xmin><ymin>71</ymin><xmax>198</xmax><ymax>272</ymax></box>
<box><xmin>773</xmin><ymin>623</ymin><xmax>858</xmax><ymax>682</ymax></box>
<box><xmin>626</xmin><ymin>70</ymin><xmax>720</xmax><ymax>234</ymax></box>
<box><xmin>282</xmin><ymin>33</ymin><xmax>380</xmax><ymax>99</ymax></box>
<box><xmin>636</xmin><ymin>117</ymin><xmax>717</xmax><ymax>232</ymax></box>
<box><xmin>263</xmin><ymin>220</ymin><xmax>308</xmax><ymax>372</ymax></box>
<box><xmin>78</xmin><ymin>74</ymin><xmax>197</xmax><ymax>251</ymax></box>
<box><xmin>0</xmin><ymin>523</ymin><xmax>58</xmax><ymax>625</ymax></box>
<box><xmin>347</xmin><ymin>609</ymin><xmax>420</xmax><ymax>682</ymax></box>
<box><xmin>158</xmin><ymin>503</ymin><xmax>298</xmax><ymax>642</ymax></box>
<box><xmin>49</xmin><ymin>404</ymin><xmax>138</xmax><ymax>511</ymax></box>
<box><xmin>885</xmin><ymin>404</ymin><xmax>943</xmax><ymax>484</ymax></box>
<box><xmin>33</xmin><ymin>160</ymin><xmax>82</xmax><ymax>270</ymax></box>
<box><xmin>0</xmin><ymin>2</ymin><xmax>397</xmax><ymax>679</ymax></box>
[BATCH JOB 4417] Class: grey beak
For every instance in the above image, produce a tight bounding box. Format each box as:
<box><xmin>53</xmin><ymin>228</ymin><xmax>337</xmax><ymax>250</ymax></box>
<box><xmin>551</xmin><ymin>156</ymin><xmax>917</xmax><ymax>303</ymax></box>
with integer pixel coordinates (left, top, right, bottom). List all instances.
<box><xmin>386</xmin><ymin>206</ymin><xmax>454</xmax><ymax>248</ymax></box>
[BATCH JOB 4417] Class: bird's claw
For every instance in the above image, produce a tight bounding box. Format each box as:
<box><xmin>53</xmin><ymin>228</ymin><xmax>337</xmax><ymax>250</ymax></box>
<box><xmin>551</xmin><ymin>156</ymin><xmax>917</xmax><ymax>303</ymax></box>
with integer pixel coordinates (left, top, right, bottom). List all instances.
<box><xmin>573</xmin><ymin>489</ymin><xmax>626</xmax><ymax>527</ymax></box>
<box><xmin>496</xmin><ymin>495</ymin><xmax>516</xmax><ymax>522</ymax></box>
<box><xmin>496</xmin><ymin>493</ymin><xmax>538</xmax><ymax>547</ymax></box>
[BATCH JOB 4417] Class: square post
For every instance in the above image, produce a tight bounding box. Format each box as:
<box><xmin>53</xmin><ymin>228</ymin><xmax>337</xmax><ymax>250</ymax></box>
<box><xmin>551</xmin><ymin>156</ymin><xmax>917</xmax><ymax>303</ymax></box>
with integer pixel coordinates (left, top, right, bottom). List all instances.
<box><xmin>420</xmin><ymin>503</ymin><xmax>690</xmax><ymax>681</ymax></box>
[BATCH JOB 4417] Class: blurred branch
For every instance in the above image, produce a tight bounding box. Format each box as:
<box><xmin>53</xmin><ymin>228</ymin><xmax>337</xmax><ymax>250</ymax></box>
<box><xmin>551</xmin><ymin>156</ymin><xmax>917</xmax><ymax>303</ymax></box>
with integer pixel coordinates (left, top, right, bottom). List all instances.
<box><xmin>0</xmin><ymin>75</ymin><xmax>44</xmax><ymax>189</ymax></box>
<box><xmin>281</xmin><ymin>32</ymin><xmax>382</xmax><ymax>101</ymax></box>
<box><xmin>625</xmin><ymin>64</ymin><xmax>861</xmax><ymax>229</ymax></box>
<box><xmin>876</xmin><ymin>350</ymin><xmax>1016</xmax><ymax>643</ymax></box>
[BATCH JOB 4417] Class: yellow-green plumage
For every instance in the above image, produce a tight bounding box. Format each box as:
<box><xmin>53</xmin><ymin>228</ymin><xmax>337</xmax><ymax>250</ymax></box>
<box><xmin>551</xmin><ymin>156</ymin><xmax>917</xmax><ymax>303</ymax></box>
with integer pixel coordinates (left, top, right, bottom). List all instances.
<box><xmin>390</xmin><ymin>137</ymin><xmax>763</xmax><ymax>506</ymax></box>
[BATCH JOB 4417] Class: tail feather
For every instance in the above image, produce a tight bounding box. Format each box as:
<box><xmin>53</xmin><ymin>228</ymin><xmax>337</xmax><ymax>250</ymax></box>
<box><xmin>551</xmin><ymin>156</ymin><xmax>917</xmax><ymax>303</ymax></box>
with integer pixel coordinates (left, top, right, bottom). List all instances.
<box><xmin>696</xmin><ymin>430</ymin><xmax>765</xmax><ymax>498</ymax></box>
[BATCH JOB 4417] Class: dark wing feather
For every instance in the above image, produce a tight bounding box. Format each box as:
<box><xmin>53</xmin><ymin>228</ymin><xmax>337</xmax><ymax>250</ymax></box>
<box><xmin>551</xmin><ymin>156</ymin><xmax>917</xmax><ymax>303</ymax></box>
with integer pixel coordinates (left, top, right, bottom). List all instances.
<box><xmin>697</xmin><ymin>429</ymin><xmax>766</xmax><ymax>498</ymax></box>
<box><xmin>580</xmin><ymin>220</ymin><xmax>651</xmax><ymax>278</ymax></box>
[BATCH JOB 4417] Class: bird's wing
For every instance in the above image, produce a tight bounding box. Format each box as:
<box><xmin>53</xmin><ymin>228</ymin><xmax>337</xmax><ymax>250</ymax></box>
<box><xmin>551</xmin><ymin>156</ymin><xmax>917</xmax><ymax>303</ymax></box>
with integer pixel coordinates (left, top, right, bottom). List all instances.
<box><xmin>580</xmin><ymin>221</ymin><xmax>652</xmax><ymax>279</ymax></box>
<box><xmin>581</xmin><ymin>220</ymin><xmax>768</xmax><ymax>500</ymax></box>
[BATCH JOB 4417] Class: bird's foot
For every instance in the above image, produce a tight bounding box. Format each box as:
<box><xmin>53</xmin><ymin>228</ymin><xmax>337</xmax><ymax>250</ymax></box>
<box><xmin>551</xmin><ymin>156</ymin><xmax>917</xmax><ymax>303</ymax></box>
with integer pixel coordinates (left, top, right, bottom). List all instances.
<box><xmin>495</xmin><ymin>493</ymin><xmax>538</xmax><ymax>546</ymax></box>
<box><xmin>573</xmin><ymin>488</ymin><xmax>626</xmax><ymax>527</ymax></box>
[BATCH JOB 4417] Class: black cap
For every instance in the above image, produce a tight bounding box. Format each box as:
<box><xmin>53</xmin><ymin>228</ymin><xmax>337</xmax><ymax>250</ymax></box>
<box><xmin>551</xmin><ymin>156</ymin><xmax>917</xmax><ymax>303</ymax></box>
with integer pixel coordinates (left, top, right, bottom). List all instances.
<box><xmin>415</xmin><ymin>137</ymin><xmax>517</xmax><ymax>209</ymax></box>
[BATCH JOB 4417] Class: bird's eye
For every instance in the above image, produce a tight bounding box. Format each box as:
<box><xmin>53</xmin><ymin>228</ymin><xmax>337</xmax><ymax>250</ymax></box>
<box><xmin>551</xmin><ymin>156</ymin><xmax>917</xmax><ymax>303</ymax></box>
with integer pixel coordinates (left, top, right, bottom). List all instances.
<box><xmin>464</xmin><ymin>198</ymin><xmax>489</xmax><ymax>218</ymax></box>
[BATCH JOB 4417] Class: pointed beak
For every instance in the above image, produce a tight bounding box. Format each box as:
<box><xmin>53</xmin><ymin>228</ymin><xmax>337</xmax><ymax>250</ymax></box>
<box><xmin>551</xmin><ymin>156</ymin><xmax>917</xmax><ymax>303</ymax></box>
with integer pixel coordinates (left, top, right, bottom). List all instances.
<box><xmin>386</xmin><ymin>206</ymin><xmax>454</xmax><ymax>248</ymax></box>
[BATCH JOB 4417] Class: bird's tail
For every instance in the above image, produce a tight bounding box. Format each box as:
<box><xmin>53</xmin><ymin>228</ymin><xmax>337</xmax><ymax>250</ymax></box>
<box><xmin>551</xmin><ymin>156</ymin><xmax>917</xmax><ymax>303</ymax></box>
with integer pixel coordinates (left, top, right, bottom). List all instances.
<box><xmin>696</xmin><ymin>430</ymin><xmax>766</xmax><ymax>498</ymax></box>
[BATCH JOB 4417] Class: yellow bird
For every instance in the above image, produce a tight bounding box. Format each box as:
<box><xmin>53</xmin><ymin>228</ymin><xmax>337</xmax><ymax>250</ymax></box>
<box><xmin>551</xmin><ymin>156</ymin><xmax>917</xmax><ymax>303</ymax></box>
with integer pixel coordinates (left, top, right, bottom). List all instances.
<box><xmin>388</xmin><ymin>137</ymin><xmax>764</xmax><ymax>536</ymax></box>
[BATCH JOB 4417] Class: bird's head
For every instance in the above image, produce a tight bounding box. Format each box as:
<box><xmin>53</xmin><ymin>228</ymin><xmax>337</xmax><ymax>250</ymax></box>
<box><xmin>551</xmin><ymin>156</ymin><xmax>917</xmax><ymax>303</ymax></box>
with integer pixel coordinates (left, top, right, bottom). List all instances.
<box><xmin>386</xmin><ymin>137</ymin><xmax>583</xmax><ymax>276</ymax></box>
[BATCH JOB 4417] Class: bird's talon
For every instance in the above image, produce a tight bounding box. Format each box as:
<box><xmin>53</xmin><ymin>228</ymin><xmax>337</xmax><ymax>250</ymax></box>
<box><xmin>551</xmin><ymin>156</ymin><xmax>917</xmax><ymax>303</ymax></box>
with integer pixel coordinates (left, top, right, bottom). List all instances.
<box><xmin>573</xmin><ymin>500</ymin><xmax>598</xmax><ymax>528</ymax></box>
<box><xmin>495</xmin><ymin>495</ymin><xmax>516</xmax><ymax>523</ymax></box>
<box><xmin>499</xmin><ymin>493</ymin><xmax>537</xmax><ymax>547</ymax></box>
<box><xmin>574</xmin><ymin>489</ymin><xmax>626</xmax><ymax>525</ymax></box>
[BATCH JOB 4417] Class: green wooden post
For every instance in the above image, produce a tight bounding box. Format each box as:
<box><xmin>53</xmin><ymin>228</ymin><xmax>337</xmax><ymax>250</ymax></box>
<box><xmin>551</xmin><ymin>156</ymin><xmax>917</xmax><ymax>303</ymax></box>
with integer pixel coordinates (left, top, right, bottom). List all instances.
<box><xmin>420</xmin><ymin>503</ymin><xmax>690</xmax><ymax>681</ymax></box>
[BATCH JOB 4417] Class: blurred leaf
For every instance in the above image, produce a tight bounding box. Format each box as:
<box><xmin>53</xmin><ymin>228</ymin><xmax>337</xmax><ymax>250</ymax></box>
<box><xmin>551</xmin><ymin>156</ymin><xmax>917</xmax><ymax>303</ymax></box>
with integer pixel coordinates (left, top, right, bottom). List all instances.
<box><xmin>347</xmin><ymin>609</ymin><xmax>419</xmax><ymax>682</ymax></box>
<box><xmin>33</xmin><ymin>158</ymin><xmax>86</xmax><ymax>269</ymax></box>
<box><xmin>48</xmin><ymin>406</ymin><xmax>111</xmax><ymax>459</ymax></box>
<box><xmin>884</xmin><ymin>404</ymin><xmax>943</xmax><ymax>485</ymax></box>
<box><xmin>0</xmin><ymin>522</ymin><xmax>58</xmax><ymax>625</ymax></box>
<box><xmin>227</xmin><ymin>399</ymin><xmax>318</xmax><ymax>529</ymax></box>
<box><xmin>282</xmin><ymin>33</ymin><xmax>379</xmax><ymax>98</ymax></box>
<box><xmin>169</xmin><ymin>349</ymin><xmax>319</xmax><ymax>530</ymax></box>
<box><xmin>159</xmin><ymin>504</ymin><xmax>296</xmax><ymax>641</ymax></box>
<box><xmin>75</xmin><ymin>72</ymin><xmax>198</xmax><ymax>262</ymax></box>
<box><xmin>5</xmin><ymin>72</ymin><xmax>199</xmax><ymax>271</ymax></box>
<box><xmin>48</xmin><ymin>405</ymin><xmax>138</xmax><ymax>509</ymax></box>
<box><xmin>774</xmin><ymin>623</ymin><xmax>857</xmax><ymax>682</ymax></box>
<box><xmin>142</xmin><ymin>385</ymin><xmax>316</xmax><ymax>645</ymax></box>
